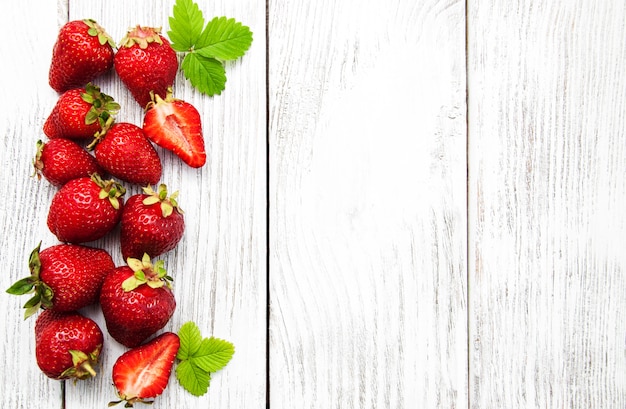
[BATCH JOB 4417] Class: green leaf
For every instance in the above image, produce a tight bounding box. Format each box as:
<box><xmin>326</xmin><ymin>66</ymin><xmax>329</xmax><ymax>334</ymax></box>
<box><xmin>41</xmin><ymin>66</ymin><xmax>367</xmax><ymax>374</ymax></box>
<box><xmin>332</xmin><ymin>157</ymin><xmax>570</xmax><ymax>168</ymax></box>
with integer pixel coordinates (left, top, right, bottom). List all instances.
<box><xmin>176</xmin><ymin>359</ymin><xmax>211</xmax><ymax>396</ymax></box>
<box><xmin>194</xmin><ymin>17</ymin><xmax>253</xmax><ymax>61</ymax></box>
<box><xmin>6</xmin><ymin>277</ymin><xmax>36</xmax><ymax>295</ymax></box>
<box><xmin>181</xmin><ymin>53</ymin><xmax>226</xmax><ymax>96</ymax></box>
<box><xmin>168</xmin><ymin>0</ymin><xmax>205</xmax><ymax>52</ymax></box>
<box><xmin>175</xmin><ymin>322</ymin><xmax>234</xmax><ymax>397</ymax></box>
<box><xmin>191</xmin><ymin>337</ymin><xmax>235</xmax><ymax>373</ymax></box>
<box><xmin>177</xmin><ymin>321</ymin><xmax>203</xmax><ymax>360</ymax></box>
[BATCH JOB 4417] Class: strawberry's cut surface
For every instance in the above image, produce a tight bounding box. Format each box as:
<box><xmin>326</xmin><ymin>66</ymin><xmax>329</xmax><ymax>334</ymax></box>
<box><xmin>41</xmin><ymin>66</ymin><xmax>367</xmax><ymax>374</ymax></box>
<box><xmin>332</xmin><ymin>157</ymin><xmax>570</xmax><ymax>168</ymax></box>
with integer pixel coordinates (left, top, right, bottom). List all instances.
<box><xmin>110</xmin><ymin>332</ymin><xmax>180</xmax><ymax>406</ymax></box>
<box><xmin>143</xmin><ymin>91</ymin><xmax>206</xmax><ymax>168</ymax></box>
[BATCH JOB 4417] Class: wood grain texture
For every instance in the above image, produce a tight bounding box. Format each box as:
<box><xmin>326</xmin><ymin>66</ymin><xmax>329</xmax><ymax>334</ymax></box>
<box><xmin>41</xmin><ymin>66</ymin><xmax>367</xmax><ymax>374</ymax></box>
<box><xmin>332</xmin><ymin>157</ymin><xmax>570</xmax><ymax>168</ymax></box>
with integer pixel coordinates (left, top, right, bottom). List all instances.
<box><xmin>468</xmin><ymin>0</ymin><xmax>626</xmax><ymax>407</ymax></box>
<box><xmin>0</xmin><ymin>0</ymin><xmax>266</xmax><ymax>408</ymax></box>
<box><xmin>269</xmin><ymin>0</ymin><xmax>468</xmax><ymax>407</ymax></box>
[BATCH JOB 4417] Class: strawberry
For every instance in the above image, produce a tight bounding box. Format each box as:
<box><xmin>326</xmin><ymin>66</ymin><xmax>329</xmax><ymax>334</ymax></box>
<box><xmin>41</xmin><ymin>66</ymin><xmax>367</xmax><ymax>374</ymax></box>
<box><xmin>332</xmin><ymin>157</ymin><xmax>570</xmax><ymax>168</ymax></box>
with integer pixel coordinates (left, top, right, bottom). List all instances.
<box><xmin>6</xmin><ymin>242</ymin><xmax>114</xmax><ymax>318</ymax></box>
<box><xmin>142</xmin><ymin>89</ymin><xmax>206</xmax><ymax>168</ymax></box>
<box><xmin>114</xmin><ymin>26</ymin><xmax>178</xmax><ymax>108</ymax></box>
<box><xmin>100</xmin><ymin>254</ymin><xmax>176</xmax><ymax>348</ymax></box>
<box><xmin>43</xmin><ymin>83</ymin><xmax>119</xmax><ymax>140</ymax></box>
<box><xmin>49</xmin><ymin>19</ymin><xmax>115</xmax><ymax>93</ymax></box>
<box><xmin>92</xmin><ymin>122</ymin><xmax>162</xmax><ymax>185</ymax></box>
<box><xmin>33</xmin><ymin>139</ymin><xmax>103</xmax><ymax>187</ymax></box>
<box><xmin>120</xmin><ymin>184</ymin><xmax>185</xmax><ymax>260</ymax></box>
<box><xmin>109</xmin><ymin>332</ymin><xmax>180</xmax><ymax>406</ymax></box>
<box><xmin>47</xmin><ymin>174</ymin><xmax>125</xmax><ymax>243</ymax></box>
<box><xmin>35</xmin><ymin>310</ymin><xmax>104</xmax><ymax>380</ymax></box>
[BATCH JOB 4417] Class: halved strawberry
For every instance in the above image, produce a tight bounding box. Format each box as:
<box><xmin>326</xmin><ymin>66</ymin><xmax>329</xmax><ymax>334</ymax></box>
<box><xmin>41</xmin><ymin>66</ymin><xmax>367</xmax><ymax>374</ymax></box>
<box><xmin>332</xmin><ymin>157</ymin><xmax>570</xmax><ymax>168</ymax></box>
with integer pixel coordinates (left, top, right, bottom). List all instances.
<box><xmin>142</xmin><ymin>89</ymin><xmax>206</xmax><ymax>168</ymax></box>
<box><xmin>109</xmin><ymin>332</ymin><xmax>180</xmax><ymax>407</ymax></box>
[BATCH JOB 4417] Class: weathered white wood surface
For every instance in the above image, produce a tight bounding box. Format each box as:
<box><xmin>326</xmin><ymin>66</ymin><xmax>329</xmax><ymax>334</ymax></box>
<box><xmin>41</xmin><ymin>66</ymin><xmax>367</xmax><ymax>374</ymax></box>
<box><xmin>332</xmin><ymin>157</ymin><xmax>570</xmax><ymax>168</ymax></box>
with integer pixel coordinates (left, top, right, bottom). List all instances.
<box><xmin>0</xmin><ymin>0</ymin><xmax>625</xmax><ymax>408</ymax></box>
<box><xmin>268</xmin><ymin>0</ymin><xmax>468</xmax><ymax>407</ymax></box>
<box><xmin>467</xmin><ymin>1</ymin><xmax>626</xmax><ymax>408</ymax></box>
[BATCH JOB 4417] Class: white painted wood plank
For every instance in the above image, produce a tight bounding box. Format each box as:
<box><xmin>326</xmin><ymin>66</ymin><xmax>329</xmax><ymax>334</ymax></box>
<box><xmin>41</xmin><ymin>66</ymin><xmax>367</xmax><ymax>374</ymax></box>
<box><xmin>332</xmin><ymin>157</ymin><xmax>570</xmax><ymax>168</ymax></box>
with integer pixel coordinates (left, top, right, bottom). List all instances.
<box><xmin>0</xmin><ymin>0</ymin><xmax>266</xmax><ymax>408</ymax></box>
<box><xmin>269</xmin><ymin>0</ymin><xmax>468</xmax><ymax>407</ymax></box>
<box><xmin>468</xmin><ymin>1</ymin><xmax>626</xmax><ymax>407</ymax></box>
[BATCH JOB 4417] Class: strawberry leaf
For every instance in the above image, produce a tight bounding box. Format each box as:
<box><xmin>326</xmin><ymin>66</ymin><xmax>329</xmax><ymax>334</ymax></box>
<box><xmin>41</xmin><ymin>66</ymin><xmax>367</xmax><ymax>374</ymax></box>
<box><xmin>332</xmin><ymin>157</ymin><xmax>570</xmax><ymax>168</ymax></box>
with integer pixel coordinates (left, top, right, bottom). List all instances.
<box><xmin>175</xmin><ymin>322</ymin><xmax>234</xmax><ymax>397</ymax></box>
<box><xmin>177</xmin><ymin>321</ymin><xmax>203</xmax><ymax>360</ymax></box>
<box><xmin>194</xmin><ymin>17</ymin><xmax>253</xmax><ymax>61</ymax></box>
<box><xmin>176</xmin><ymin>360</ymin><xmax>211</xmax><ymax>396</ymax></box>
<box><xmin>192</xmin><ymin>337</ymin><xmax>235</xmax><ymax>373</ymax></box>
<box><xmin>168</xmin><ymin>0</ymin><xmax>205</xmax><ymax>52</ymax></box>
<box><xmin>181</xmin><ymin>53</ymin><xmax>226</xmax><ymax>96</ymax></box>
<box><xmin>168</xmin><ymin>0</ymin><xmax>252</xmax><ymax>95</ymax></box>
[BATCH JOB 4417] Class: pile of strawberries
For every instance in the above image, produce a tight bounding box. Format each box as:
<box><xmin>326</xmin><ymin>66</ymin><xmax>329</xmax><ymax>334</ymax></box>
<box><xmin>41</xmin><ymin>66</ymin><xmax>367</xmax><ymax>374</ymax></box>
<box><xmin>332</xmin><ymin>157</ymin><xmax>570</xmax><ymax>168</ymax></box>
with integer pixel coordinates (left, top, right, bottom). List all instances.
<box><xmin>7</xmin><ymin>18</ymin><xmax>205</xmax><ymax>406</ymax></box>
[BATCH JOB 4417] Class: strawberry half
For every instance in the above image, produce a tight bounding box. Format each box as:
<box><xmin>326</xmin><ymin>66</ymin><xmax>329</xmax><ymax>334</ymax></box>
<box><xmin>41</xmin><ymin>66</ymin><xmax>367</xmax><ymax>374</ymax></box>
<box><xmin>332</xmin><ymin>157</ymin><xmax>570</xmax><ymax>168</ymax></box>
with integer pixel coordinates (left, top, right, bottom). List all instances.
<box><xmin>49</xmin><ymin>19</ymin><xmax>115</xmax><ymax>93</ymax></box>
<box><xmin>35</xmin><ymin>310</ymin><xmax>104</xmax><ymax>380</ymax></box>
<box><xmin>143</xmin><ymin>90</ymin><xmax>206</xmax><ymax>168</ymax></box>
<box><xmin>110</xmin><ymin>332</ymin><xmax>180</xmax><ymax>407</ymax></box>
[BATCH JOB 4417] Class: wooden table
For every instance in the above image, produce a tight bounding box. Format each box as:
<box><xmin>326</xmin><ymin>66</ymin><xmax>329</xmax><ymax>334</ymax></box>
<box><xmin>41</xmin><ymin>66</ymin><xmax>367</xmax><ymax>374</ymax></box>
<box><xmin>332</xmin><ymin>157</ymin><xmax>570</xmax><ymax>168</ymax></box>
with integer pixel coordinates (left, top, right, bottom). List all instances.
<box><xmin>1</xmin><ymin>0</ymin><xmax>624</xmax><ymax>407</ymax></box>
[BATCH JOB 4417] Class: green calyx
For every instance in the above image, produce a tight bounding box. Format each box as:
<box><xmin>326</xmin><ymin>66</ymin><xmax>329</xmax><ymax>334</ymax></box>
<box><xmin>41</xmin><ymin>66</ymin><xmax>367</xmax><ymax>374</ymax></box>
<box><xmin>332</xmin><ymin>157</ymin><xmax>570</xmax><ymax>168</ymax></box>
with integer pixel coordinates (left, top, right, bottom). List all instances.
<box><xmin>142</xmin><ymin>183</ymin><xmax>183</xmax><ymax>217</ymax></box>
<box><xmin>32</xmin><ymin>140</ymin><xmax>45</xmax><ymax>179</ymax></box>
<box><xmin>92</xmin><ymin>173</ymin><xmax>126</xmax><ymax>210</ymax></box>
<box><xmin>145</xmin><ymin>87</ymin><xmax>177</xmax><ymax>111</ymax></box>
<box><xmin>81</xmin><ymin>83</ymin><xmax>120</xmax><ymax>131</ymax></box>
<box><xmin>122</xmin><ymin>253</ymin><xmax>173</xmax><ymax>292</ymax></box>
<box><xmin>119</xmin><ymin>25</ymin><xmax>164</xmax><ymax>49</ymax></box>
<box><xmin>5</xmin><ymin>242</ymin><xmax>54</xmax><ymax>319</ymax></box>
<box><xmin>83</xmin><ymin>18</ymin><xmax>116</xmax><ymax>48</ymax></box>
<box><xmin>60</xmin><ymin>347</ymin><xmax>101</xmax><ymax>380</ymax></box>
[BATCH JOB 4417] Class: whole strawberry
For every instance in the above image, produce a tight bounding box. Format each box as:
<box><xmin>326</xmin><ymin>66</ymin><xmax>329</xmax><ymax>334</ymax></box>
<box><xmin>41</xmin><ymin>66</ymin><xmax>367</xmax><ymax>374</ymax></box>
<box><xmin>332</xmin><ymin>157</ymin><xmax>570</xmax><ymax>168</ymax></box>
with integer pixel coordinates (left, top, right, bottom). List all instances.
<box><xmin>47</xmin><ymin>174</ymin><xmax>125</xmax><ymax>243</ymax></box>
<box><xmin>43</xmin><ymin>83</ymin><xmax>120</xmax><ymax>140</ymax></box>
<box><xmin>114</xmin><ymin>25</ymin><xmax>178</xmax><ymax>108</ymax></box>
<box><xmin>49</xmin><ymin>19</ymin><xmax>115</xmax><ymax>93</ymax></box>
<box><xmin>100</xmin><ymin>254</ymin><xmax>176</xmax><ymax>348</ymax></box>
<box><xmin>120</xmin><ymin>184</ymin><xmax>185</xmax><ymax>260</ymax></box>
<box><xmin>33</xmin><ymin>139</ymin><xmax>103</xmax><ymax>187</ymax></box>
<box><xmin>35</xmin><ymin>310</ymin><xmax>104</xmax><ymax>380</ymax></box>
<box><xmin>143</xmin><ymin>89</ymin><xmax>206</xmax><ymax>168</ymax></box>
<box><xmin>109</xmin><ymin>332</ymin><xmax>180</xmax><ymax>407</ymax></box>
<box><xmin>92</xmin><ymin>122</ymin><xmax>162</xmax><ymax>186</ymax></box>
<box><xmin>6</xmin><ymin>242</ymin><xmax>114</xmax><ymax>318</ymax></box>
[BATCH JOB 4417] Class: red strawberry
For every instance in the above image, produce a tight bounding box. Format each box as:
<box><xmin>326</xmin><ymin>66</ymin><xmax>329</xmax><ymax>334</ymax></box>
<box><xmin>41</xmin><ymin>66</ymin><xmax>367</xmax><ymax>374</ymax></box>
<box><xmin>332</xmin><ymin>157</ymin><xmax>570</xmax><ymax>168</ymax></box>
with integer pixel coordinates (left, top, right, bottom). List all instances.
<box><xmin>49</xmin><ymin>19</ymin><xmax>115</xmax><ymax>93</ymax></box>
<box><xmin>114</xmin><ymin>26</ymin><xmax>178</xmax><ymax>108</ymax></box>
<box><xmin>110</xmin><ymin>332</ymin><xmax>180</xmax><ymax>406</ymax></box>
<box><xmin>92</xmin><ymin>122</ymin><xmax>162</xmax><ymax>185</ymax></box>
<box><xmin>35</xmin><ymin>310</ymin><xmax>104</xmax><ymax>380</ymax></box>
<box><xmin>142</xmin><ymin>90</ymin><xmax>206</xmax><ymax>168</ymax></box>
<box><xmin>33</xmin><ymin>139</ymin><xmax>103</xmax><ymax>187</ymax></box>
<box><xmin>47</xmin><ymin>174</ymin><xmax>125</xmax><ymax>243</ymax></box>
<box><xmin>120</xmin><ymin>184</ymin><xmax>185</xmax><ymax>260</ymax></box>
<box><xmin>43</xmin><ymin>83</ymin><xmax>119</xmax><ymax>140</ymax></box>
<box><xmin>100</xmin><ymin>255</ymin><xmax>176</xmax><ymax>348</ymax></box>
<box><xmin>6</xmin><ymin>242</ymin><xmax>115</xmax><ymax>318</ymax></box>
